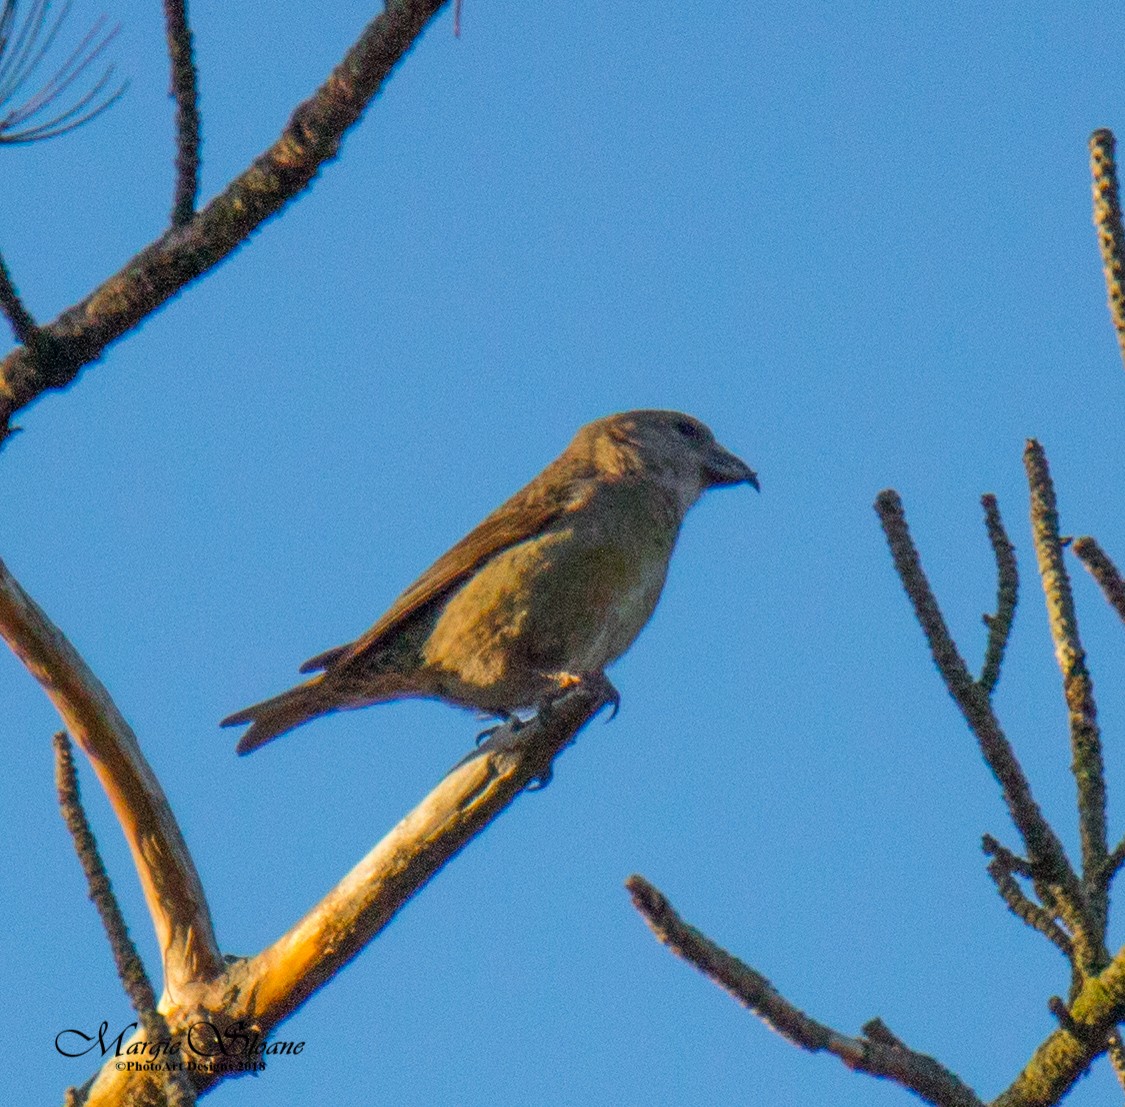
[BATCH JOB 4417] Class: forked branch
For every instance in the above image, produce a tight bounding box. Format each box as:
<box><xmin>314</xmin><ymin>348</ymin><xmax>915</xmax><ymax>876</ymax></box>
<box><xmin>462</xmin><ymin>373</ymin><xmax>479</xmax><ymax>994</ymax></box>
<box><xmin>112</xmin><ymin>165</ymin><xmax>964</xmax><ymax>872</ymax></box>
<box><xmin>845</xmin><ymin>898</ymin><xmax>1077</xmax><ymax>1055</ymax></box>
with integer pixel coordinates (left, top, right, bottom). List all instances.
<box><xmin>78</xmin><ymin>686</ymin><xmax>610</xmax><ymax>1105</ymax></box>
<box><xmin>626</xmin><ymin>876</ymin><xmax>984</xmax><ymax>1107</ymax></box>
<box><xmin>873</xmin><ymin>488</ymin><xmax>1090</xmax><ymax>955</ymax></box>
<box><xmin>0</xmin><ymin>555</ymin><xmax>222</xmax><ymax>996</ymax></box>
<box><xmin>0</xmin><ymin>535</ymin><xmax>611</xmax><ymax>1103</ymax></box>
<box><xmin>0</xmin><ymin>0</ymin><xmax>450</xmax><ymax>441</ymax></box>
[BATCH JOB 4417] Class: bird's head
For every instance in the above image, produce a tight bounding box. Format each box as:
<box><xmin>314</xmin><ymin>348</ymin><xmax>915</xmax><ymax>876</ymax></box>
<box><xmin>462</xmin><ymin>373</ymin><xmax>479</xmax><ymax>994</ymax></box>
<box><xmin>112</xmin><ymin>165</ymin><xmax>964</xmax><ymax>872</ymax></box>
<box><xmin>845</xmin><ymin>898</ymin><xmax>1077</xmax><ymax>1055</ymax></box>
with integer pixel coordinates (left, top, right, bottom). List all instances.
<box><xmin>578</xmin><ymin>410</ymin><xmax>758</xmax><ymax>511</ymax></box>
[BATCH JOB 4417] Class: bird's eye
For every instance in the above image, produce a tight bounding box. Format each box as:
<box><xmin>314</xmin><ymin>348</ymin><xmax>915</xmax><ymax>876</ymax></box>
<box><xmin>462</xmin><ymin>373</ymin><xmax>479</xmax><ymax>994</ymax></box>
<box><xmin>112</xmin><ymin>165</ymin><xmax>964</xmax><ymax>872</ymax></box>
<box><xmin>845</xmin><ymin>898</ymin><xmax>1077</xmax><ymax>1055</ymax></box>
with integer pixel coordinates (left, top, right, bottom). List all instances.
<box><xmin>674</xmin><ymin>419</ymin><xmax>703</xmax><ymax>441</ymax></box>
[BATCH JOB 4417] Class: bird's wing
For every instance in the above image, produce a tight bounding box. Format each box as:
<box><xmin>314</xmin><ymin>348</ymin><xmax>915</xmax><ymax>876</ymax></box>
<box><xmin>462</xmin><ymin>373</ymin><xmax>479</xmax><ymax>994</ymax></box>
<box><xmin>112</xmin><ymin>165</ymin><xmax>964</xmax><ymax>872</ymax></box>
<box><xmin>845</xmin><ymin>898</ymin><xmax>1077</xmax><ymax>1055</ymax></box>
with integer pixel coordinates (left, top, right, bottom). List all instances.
<box><xmin>299</xmin><ymin>455</ymin><xmax>597</xmax><ymax>674</ymax></box>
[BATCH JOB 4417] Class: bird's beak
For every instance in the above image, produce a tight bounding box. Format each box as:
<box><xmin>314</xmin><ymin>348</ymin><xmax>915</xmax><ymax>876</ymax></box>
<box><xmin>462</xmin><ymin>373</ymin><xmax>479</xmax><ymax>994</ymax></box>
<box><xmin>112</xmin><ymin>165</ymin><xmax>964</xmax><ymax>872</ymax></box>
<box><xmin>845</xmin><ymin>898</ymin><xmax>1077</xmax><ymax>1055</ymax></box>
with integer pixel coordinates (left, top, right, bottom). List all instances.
<box><xmin>704</xmin><ymin>444</ymin><xmax>759</xmax><ymax>491</ymax></box>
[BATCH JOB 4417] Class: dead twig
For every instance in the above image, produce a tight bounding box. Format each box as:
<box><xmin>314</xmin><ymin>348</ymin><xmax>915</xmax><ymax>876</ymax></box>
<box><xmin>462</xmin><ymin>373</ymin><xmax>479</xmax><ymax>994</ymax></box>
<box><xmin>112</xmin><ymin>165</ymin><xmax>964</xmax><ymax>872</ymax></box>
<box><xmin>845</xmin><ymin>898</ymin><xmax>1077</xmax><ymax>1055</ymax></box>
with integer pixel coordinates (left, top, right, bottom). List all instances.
<box><xmin>626</xmin><ymin>875</ymin><xmax>984</xmax><ymax>1107</ymax></box>
<box><xmin>162</xmin><ymin>0</ymin><xmax>200</xmax><ymax>226</ymax></box>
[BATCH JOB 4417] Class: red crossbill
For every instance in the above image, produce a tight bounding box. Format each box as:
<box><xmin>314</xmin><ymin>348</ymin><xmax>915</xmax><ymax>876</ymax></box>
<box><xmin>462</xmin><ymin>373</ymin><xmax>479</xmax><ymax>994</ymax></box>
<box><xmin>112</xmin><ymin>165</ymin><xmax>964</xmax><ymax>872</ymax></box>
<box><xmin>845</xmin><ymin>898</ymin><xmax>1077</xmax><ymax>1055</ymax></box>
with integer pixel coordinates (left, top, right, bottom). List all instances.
<box><xmin>223</xmin><ymin>410</ymin><xmax>757</xmax><ymax>753</ymax></box>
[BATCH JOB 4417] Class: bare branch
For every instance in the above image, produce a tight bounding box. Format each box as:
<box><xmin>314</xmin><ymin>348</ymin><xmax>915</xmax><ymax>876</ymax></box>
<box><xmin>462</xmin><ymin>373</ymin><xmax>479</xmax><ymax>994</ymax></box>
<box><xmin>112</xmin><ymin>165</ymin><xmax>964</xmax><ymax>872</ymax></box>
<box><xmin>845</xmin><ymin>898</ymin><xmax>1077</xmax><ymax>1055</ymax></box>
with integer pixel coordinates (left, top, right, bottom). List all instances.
<box><xmin>55</xmin><ymin>731</ymin><xmax>196</xmax><ymax>1106</ymax></box>
<box><xmin>1108</xmin><ymin>1029</ymin><xmax>1125</xmax><ymax>1093</ymax></box>
<box><xmin>1024</xmin><ymin>440</ymin><xmax>1108</xmax><ymax>938</ymax></box>
<box><xmin>625</xmin><ymin>875</ymin><xmax>984</xmax><ymax>1107</ymax></box>
<box><xmin>985</xmin><ymin>856</ymin><xmax>1073</xmax><ymax>960</ymax></box>
<box><xmin>0</xmin><ymin>0</ymin><xmax>450</xmax><ymax>440</ymax></box>
<box><xmin>54</xmin><ymin>730</ymin><xmax>158</xmax><ymax>1012</ymax></box>
<box><xmin>162</xmin><ymin>0</ymin><xmax>200</xmax><ymax>226</ymax></box>
<box><xmin>228</xmin><ymin>684</ymin><xmax>611</xmax><ymax>1029</ymax></box>
<box><xmin>1104</xmin><ymin>838</ymin><xmax>1125</xmax><ymax>885</ymax></box>
<box><xmin>78</xmin><ymin>684</ymin><xmax>610</xmax><ymax>1104</ymax></box>
<box><xmin>0</xmin><ymin>246</ymin><xmax>37</xmax><ymax>344</ymax></box>
<box><xmin>1090</xmin><ymin>128</ymin><xmax>1125</xmax><ymax>369</ymax></box>
<box><xmin>1072</xmin><ymin>535</ymin><xmax>1125</xmax><ymax>626</ymax></box>
<box><xmin>981</xmin><ymin>832</ymin><xmax>1033</xmax><ymax>877</ymax></box>
<box><xmin>0</xmin><ymin>554</ymin><xmax>221</xmax><ymax>995</ymax></box>
<box><xmin>979</xmin><ymin>493</ymin><xmax>1018</xmax><ymax>695</ymax></box>
<box><xmin>980</xmin><ymin>834</ymin><xmax>1077</xmax><ymax>966</ymax></box>
<box><xmin>874</xmin><ymin>489</ymin><xmax>1091</xmax><ymax>954</ymax></box>
<box><xmin>991</xmin><ymin>950</ymin><xmax>1125</xmax><ymax>1104</ymax></box>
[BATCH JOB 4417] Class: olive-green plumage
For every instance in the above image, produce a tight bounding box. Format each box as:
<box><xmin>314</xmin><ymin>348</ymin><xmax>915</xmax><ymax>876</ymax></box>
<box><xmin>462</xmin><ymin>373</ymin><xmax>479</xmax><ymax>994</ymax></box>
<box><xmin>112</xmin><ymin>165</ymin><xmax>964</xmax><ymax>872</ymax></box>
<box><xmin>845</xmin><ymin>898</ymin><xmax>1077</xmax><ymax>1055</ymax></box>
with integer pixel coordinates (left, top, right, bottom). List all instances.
<box><xmin>223</xmin><ymin>410</ymin><xmax>757</xmax><ymax>754</ymax></box>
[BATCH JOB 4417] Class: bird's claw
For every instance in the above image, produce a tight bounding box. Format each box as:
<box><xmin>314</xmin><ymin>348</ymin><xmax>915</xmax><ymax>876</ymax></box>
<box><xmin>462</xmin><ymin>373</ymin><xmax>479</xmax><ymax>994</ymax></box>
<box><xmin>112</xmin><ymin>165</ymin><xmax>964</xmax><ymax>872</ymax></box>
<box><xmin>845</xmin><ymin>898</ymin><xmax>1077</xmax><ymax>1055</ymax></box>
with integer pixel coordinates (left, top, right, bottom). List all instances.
<box><xmin>525</xmin><ymin>764</ymin><xmax>554</xmax><ymax>791</ymax></box>
<box><xmin>601</xmin><ymin>680</ymin><xmax>621</xmax><ymax>722</ymax></box>
<box><xmin>475</xmin><ymin>713</ymin><xmax>523</xmax><ymax>747</ymax></box>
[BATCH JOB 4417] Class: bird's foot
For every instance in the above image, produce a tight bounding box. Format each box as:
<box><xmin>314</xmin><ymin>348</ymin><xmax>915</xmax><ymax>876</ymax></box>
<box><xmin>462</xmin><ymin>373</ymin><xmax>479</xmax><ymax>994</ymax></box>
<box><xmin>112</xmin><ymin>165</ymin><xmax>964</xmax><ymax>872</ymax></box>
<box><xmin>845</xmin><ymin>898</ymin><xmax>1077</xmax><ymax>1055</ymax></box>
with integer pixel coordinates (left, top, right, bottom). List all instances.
<box><xmin>541</xmin><ymin>670</ymin><xmax>620</xmax><ymax>722</ymax></box>
<box><xmin>599</xmin><ymin>676</ymin><xmax>621</xmax><ymax>722</ymax></box>
<box><xmin>525</xmin><ymin>764</ymin><xmax>554</xmax><ymax>791</ymax></box>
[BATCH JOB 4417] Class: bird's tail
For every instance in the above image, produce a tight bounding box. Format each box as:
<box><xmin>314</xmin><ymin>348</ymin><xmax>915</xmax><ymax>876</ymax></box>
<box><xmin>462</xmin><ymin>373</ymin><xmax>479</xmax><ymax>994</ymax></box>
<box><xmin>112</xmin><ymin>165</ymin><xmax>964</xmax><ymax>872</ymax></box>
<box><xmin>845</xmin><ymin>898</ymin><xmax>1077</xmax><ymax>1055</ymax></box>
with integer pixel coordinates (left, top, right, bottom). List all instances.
<box><xmin>221</xmin><ymin>677</ymin><xmax>334</xmax><ymax>755</ymax></box>
<box><xmin>222</xmin><ymin>671</ymin><xmax>415</xmax><ymax>755</ymax></box>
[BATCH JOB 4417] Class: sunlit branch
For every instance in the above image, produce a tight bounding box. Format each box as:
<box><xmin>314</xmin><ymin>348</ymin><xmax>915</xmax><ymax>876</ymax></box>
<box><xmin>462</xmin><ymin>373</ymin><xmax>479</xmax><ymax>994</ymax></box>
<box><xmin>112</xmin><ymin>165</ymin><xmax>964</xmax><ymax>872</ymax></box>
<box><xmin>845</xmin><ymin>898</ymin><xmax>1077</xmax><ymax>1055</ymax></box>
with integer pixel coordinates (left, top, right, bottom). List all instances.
<box><xmin>230</xmin><ymin>683</ymin><xmax>611</xmax><ymax>1029</ymax></box>
<box><xmin>0</xmin><ymin>554</ymin><xmax>222</xmax><ymax>995</ymax></box>
<box><xmin>79</xmin><ymin>684</ymin><xmax>610</xmax><ymax>1104</ymax></box>
<box><xmin>1024</xmin><ymin>440</ymin><xmax>1107</xmax><ymax>941</ymax></box>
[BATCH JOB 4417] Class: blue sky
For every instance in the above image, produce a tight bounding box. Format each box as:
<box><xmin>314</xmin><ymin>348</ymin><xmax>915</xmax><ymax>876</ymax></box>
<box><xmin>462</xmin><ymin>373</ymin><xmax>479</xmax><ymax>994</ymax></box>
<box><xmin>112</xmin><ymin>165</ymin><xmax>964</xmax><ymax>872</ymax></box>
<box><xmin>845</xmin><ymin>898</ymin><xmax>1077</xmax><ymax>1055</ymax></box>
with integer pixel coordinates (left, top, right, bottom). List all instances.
<box><xmin>4</xmin><ymin>1</ymin><xmax>1125</xmax><ymax>1103</ymax></box>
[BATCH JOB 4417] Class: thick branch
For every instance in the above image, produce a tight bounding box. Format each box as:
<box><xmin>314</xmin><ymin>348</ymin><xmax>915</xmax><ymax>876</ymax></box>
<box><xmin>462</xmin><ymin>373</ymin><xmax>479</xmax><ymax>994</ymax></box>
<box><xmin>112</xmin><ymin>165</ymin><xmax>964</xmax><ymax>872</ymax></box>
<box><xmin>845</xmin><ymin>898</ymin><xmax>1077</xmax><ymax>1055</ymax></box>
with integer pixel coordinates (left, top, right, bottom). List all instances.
<box><xmin>230</xmin><ymin>685</ymin><xmax>610</xmax><ymax>1027</ymax></box>
<box><xmin>993</xmin><ymin>942</ymin><xmax>1125</xmax><ymax>1105</ymax></box>
<box><xmin>626</xmin><ymin>875</ymin><xmax>983</xmax><ymax>1107</ymax></box>
<box><xmin>79</xmin><ymin>684</ymin><xmax>610</xmax><ymax>1105</ymax></box>
<box><xmin>162</xmin><ymin>0</ymin><xmax>200</xmax><ymax>226</ymax></box>
<box><xmin>874</xmin><ymin>489</ymin><xmax>1090</xmax><ymax>954</ymax></box>
<box><xmin>1090</xmin><ymin>128</ymin><xmax>1125</xmax><ymax>369</ymax></box>
<box><xmin>0</xmin><ymin>555</ymin><xmax>221</xmax><ymax>995</ymax></box>
<box><xmin>0</xmin><ymin>0</ymin><xmax>449</xmax><ymax>437</ymax></box>
<box><xmin>1024</xmin><ymin>440</ymin><xmax>1107</xmax><ymax>940</ymax></box>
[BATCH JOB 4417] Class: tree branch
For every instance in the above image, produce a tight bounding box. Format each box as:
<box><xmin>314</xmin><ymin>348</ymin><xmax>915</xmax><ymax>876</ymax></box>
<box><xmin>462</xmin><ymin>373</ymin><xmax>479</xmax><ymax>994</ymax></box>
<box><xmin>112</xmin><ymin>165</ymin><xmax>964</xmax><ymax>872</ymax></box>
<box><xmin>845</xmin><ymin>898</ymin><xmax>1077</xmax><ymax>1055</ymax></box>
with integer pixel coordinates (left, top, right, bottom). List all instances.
<box><xmin>984</xmin><ymin>855</ymin><xmax>1073</xmax><ymax>960</ymax></box>
<box><xmin>54</xmin><ymin>730</ymin><xmax>159</xmax><ymax>1012</ymax></box>
<box><xmin>1024</xmin><ymin>440</ymin><xmax>1108</xmax><ymax>941</ymax></box>
<box><xmin>874</xmin><ymin>489</ymin><xmax>1091</xmax><ymax>956</ymax></box>
<box><xmin>0</xmin><ymin>554</ymin><xmax>222</xmax><ymax>996</ymax></box>
<box><xmin>162</xmin><ymin>0</ymin><xmax>200</xmax><ymax>227</ymax></box>
<box><xmin>1090</xmin><ymin>128</ymin><xmax>1125</xmax><ymax>369</ymax></box>
<box><xmin>78</xmin><ymin>685</ymin><xmax>611</xmax><ymax>1104</ymax></box>
<box><xmin>625</xmin><ymin>875</ymin><xmax>984</xmax><ymax>1107</ymax></box>
<box><xmin>979</xmin><ymin>493</ymin><xmax>1018</xmax><ymax>696</ymax></box>
<box><xmin>228</xmin><ymin>685</ymin><xmax>611</xmax><ymax>1029</ymax></box>
<box><xmin>55</xmin><ymin>731</ymin><xmax>195</xmax><ymax>1107</ymax></box>
<box><xmin>1072</xmin><ymin>535</ymin><xmax>1125</xmax><ymax>626</ymax></box>
<box><xmin>0</xmin><ymin>0</ymin><xmax>449</xmax><ymax>440</ymax></box>
<box><xmin>0</xmin><ymin>246</ymin><xmax>38</xmax><ymax>345</ymax></box>
<box><xmin>992</xmin><ymin>942</ymin><xmax>1125</xmax><ymax>1105</ymax></box>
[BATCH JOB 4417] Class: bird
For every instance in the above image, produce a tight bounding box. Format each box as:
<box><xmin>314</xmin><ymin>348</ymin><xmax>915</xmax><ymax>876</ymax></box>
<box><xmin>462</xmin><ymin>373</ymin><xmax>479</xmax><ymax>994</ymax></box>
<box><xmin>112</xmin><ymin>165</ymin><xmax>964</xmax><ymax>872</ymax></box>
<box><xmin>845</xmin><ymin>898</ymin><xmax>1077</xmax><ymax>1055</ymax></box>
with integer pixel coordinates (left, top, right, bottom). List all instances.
<box><xmin>222</xmin><ymin>410</ymin><xmax>757</xmax><ymax>754</ymax></box>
